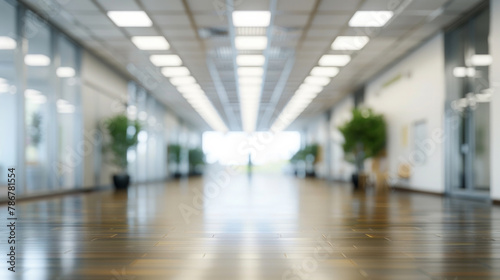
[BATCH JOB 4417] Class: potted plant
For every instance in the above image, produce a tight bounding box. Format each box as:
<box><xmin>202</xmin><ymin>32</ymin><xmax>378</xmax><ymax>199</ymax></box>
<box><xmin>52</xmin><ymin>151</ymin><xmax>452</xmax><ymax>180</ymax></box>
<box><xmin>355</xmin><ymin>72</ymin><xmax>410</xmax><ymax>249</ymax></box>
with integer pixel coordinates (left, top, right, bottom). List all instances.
<box><xmin>104</xmin><ymin>114</ymin><xmax>140</xmax><ymax>190</ymax></box>
<box><xmin>188</xmin><ymin>148</ymin><xmax>205</xmax><ymax>176</ymax></box>
<box><xmin>339</xmin><ymin>108</ymin><xmax>386</xmax><ymax>189</ymax></box>
<box><xmin>290</xmin><ymin>144</ymin><xmax>320</xmax><ymax>177</ymax></box>
<box><xmin>168</xmin><ymin>144</ymin><xmax>182</xmax><ymax>178</ymax></box>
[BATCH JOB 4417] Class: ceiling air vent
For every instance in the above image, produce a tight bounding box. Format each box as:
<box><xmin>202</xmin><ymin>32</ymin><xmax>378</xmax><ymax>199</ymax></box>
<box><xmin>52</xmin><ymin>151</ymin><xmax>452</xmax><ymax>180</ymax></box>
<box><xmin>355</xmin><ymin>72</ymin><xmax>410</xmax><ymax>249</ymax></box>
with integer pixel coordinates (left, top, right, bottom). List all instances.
<box><xmin>198</xmin><ymin>27</ymin><xmax>228</xmax><ymax>39</ymax></box>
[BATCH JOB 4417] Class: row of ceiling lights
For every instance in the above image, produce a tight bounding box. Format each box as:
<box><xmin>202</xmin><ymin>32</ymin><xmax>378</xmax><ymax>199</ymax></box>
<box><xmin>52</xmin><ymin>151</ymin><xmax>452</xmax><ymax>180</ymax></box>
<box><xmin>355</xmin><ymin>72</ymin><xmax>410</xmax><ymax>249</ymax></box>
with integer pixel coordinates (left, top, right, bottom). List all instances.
<box><xmin>231</xmin><ymin>11</ymin><xmax>271</xmax><ymax>133</ymax></box>
<box><xmin>271</xmin><ymin>11</ymin><xmax>395</xmax><ymax>132</ymax></box>
<box><xmin>107</xmin><ymin>11</ymin><xmax>228</xmax><ymax>132</ymax></box>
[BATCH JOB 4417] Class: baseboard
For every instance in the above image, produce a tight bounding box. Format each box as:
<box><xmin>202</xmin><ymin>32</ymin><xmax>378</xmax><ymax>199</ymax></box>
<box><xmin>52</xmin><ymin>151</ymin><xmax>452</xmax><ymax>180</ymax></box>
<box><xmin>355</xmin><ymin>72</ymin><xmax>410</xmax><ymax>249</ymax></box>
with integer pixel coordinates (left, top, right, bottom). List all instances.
<box><xmin>391</xmin><ymin>185</ymin><xmax>444</xmax><ymax>196</ymax></box>
<box><xmin>0</xmin><ymin>185</ymin><xmax>111</xmax><ymax>205</ymax></box>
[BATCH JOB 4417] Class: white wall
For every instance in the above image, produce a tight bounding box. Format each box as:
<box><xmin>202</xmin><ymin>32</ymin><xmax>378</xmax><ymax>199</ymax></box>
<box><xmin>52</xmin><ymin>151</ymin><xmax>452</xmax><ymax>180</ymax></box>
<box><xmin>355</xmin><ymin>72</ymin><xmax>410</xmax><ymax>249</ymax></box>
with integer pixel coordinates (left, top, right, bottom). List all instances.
<box><xmin>329</xmin><ymin>95</ymin><xmax>356</xmax><ymax>182</ymax></box>
<box><xmin>490</xmin><ymin>0</ymin><xmax>500</xmax><ymax>200</ymax></box>
<box><xmin>81</xmin><ymin>51</ymin><xmax>129</xmax><ymax>187</ymax></box>
<box><xmin>304</xmin><ymin>113</ymin><xmax>329</xmax><ymax>178</ymax></box>
<box><xmin>364</xmin><ymin>34</ymin><xmax>446</xmax><ymax>193</ymax></box>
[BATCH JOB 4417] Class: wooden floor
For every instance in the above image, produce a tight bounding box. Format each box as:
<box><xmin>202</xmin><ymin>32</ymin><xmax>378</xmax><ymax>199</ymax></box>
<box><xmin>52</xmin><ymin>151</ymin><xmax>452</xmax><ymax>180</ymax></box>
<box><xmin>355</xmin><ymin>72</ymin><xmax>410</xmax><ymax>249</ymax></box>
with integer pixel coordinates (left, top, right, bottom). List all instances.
<box><xmin>1</xmin><ymin>173</ymin><xmax>499</xmax><ymax>280</ymax></box>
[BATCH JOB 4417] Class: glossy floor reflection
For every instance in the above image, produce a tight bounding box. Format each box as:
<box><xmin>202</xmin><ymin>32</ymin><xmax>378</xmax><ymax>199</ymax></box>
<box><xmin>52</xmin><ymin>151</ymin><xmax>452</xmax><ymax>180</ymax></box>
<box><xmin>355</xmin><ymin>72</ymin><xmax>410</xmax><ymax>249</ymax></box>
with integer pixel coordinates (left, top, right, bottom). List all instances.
<box><xmin>1</xmin><ymin>173</ymin><xmax>500</xmax><ymax>279</ymax></box>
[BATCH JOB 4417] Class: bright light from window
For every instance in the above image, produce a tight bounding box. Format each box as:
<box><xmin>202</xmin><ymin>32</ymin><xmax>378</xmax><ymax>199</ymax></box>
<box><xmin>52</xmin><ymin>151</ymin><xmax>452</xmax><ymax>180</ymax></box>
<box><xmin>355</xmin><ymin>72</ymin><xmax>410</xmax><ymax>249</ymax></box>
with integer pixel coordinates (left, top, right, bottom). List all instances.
<box><xmin>332</xmin><ymin>36</ymin><xmax>370</xmax><ymax>50</ymax></box>
<box><xmin>349</xmin><ymin>11</ymin><xmax>394</xmax><ymax>27</ymax></box>
<box><xmin>232</xmin><ymin>11</ymin><xmax>271</xmax><ymax>27</ymax></box>
<box><xmin>318</xmin><ymin>55</ymin><xmax>351</xmax><ymax>66</ymax></box>
<box><xmin>235</xmin><ymin>36</ymin><xmax>268</xmax><ymax>50</ymax></box>
<box><xmin>107</xmin><ymin>11</ymin><xmax>152</xmax><ymax>27</ymax></box>
<box><xmin>150</xmin><ymin>54</ymin><xmax>182</xmax><ymax>66</ymax></box>
<box><xmin>131</xmin><ymin>36</ymin><xmax>169</xmax><ymax>50</ymax></box>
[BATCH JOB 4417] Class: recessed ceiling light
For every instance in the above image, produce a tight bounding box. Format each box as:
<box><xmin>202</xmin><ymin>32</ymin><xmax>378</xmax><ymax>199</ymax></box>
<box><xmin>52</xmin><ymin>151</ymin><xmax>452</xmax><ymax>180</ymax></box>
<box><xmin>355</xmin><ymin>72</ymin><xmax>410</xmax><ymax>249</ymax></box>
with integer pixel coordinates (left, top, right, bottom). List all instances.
<box><xmin>299</xmin><ymin>84</ymin><xmax>323</xmax><ymax>94</ymax></box>
<box><xmin>238</xmin><ymin>67</ymin><xmax>264</xmax><ymax>76</ymax></box>
<box><xmin>304</xmin><ymin>76</ymin><xmax>331</xmax><ymax>86</ymax></box>
<box><xmin>453</xmin><ymin>67</ymin><xmax>475</xmax><ymax>78</ymax></box>
<box><xmin>349</xmin><ymin>11</ymin><xmax>393</xmax><ymax>27</ymax></box>
<box><xmin>24</xmin><ymin>89</ymin><xmax>47</xmax><ymax>103</ymax></box>
<box><xmin>239</xmin><ymin>77</ymin><xmax>262</xmax><ymax>85</ymax></box>
<box><xmin>56</xmin><ymin>67</ymin><xmax>75</xmax><ymax>78</ymax></box>
<box><xmin>235</xmin><ymin>36</ymin><xmax>268</xmax><ymax>50</ymax></box>
<box><xmin>131</xmin><ymin>36</ymin><xmax>169</xmax><ymax>50</ymax></box>
<box><xmin>170</xmin><ymin>76</ymin><xmax>196</xmax><ymax>86</ymax></box>
<box><xmin>107</xmin><ymin>11</ymin><xmax>152</xmax><ymax>27</ymax></box>
<box><xmin>332</xmin><ymin>36</ymin><xmax>370</xmax><ymax>50</ymax></box>
<box><xmin>310</xmin><ymin>67</ymin><xmax>339</xmax><ymax>77</ymax></box>
<box><xmin>318</xmin><ymin>55</ymin><xmax>351</xmax><ymax>67</ymax></box>
<box><xmin>161</xmin><ymin>67</ymin><xmax>190</xmax><ymax>77</ymax></box>
<box><xmin>177</xmin><ymin>84</ymin><xmax>201</xmax><ymax>94</ymax></box>
<box><xmin>237</xmin><ymin>55</ymin><xmax>265</xmax><ymax>66</ymax></box>
<box><xmin>24</xmin><ymin>54</ymin><xmax>51</xmax><ymax>66</ymax></box>
<box><xmin>150</xmin><ymin>55</ymin><xmax>182</xmax><ymax>66</ymax></box>
<box><xmin>470</xmin><ymin>54</ymin><xmax>493</xmax><ymax>66</ymax></box>
<box><xmin>232</xmin><ymin>11</ymin><xmax>271</xmax><ymax>27</ymax></box>
<box><xmin>0</xmin><ymin>36</ymin><xmax>16</xmax><ymax>50</ymax></box>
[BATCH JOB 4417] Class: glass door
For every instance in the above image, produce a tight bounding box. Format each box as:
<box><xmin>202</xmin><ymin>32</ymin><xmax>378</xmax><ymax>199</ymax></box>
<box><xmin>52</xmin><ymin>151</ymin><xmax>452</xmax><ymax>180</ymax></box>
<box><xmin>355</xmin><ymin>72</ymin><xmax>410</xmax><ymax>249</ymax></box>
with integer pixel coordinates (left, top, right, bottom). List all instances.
<box><xmin>445</xmin><ymin>6</ymin><xmax>491</xmax><ymax>198</ymax></box>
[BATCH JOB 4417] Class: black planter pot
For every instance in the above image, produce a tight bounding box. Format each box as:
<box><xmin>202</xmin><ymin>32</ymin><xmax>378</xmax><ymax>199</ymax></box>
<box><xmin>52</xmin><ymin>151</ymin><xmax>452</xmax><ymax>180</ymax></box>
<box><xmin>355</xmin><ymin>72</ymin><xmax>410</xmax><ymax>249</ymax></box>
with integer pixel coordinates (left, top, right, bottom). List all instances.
<box><xmin>113</xmin><ymin>174</ymin><xmax>130</xmax><ymax>190</ymax></box>
<box><xmin>351</xmin><ymin>173</ymin><xmax>360</xmax><ymax>190</ymax></box>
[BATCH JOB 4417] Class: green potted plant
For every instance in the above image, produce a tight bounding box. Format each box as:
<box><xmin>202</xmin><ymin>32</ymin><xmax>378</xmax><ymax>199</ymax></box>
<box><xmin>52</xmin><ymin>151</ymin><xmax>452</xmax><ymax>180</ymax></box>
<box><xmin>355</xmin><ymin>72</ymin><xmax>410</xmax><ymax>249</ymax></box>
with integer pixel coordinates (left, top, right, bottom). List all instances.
<box><xmin>168</xmin><ymin>144</ymin><xmax>182</xmax><ymax>178</ymax></box>
<box><xmin>104</xmin><ymin>114</ymin><xmax>140</xmax><ymax>190</ymax></box>
<box><xmin>339</xmin><ymin>108</ymin><xmax>386</xmax><ymax>189</ymax></box>
<box><xmin>290</xmin><ymin>144</ymin><xmax>320</xmax><ymax>177</ymax></box>
<box><xmin>188</xmin><ymin>148</ymin><xmax>205</xmax><ymax>176</ymax></box>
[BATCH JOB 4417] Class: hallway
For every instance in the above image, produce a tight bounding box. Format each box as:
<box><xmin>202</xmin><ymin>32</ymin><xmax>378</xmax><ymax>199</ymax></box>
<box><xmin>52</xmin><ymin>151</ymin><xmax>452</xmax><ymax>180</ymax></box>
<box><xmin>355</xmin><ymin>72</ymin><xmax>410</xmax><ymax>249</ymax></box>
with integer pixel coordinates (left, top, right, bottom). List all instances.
<box><xmin>1</xmin><ymin>174</ymin><xmax>499</xmax><ymax>280</ymax></box>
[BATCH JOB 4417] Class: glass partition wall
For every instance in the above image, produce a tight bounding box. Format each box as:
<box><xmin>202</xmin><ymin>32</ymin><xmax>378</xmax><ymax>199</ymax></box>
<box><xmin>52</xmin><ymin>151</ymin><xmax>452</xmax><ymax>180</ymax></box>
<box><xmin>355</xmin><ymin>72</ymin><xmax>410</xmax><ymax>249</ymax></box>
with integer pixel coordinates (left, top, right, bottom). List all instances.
<box><xmin>445</xmin><ymin>5</ymin><xmax>491</xmax><ymax>198</ymax></box>
<box><xmin>0</xmin><ymin>1</ymin><xmax>82</xmax><ymax>198</ymax></box>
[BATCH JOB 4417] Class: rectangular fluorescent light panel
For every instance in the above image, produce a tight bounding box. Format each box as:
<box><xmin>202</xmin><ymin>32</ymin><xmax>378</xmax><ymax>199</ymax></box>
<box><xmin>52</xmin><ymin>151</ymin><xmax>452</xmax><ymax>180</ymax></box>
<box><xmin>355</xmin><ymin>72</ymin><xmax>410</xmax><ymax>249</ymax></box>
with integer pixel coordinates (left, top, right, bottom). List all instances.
<box><xmin>56</xmin><ymin>67</ymin><xmax>75</xmax><ymax>78</ymax></box>
<box><xmin>310</xmin><ymin>67</ymin><xmax>339</xmax><ymax>77</ymax></box>
<box><xmin>170</xmin><ymin>76</ymin><xmax>196</xmax><ymax>86</ymax></box>
<box><xmin>349</xmin><ymin>11</ymin><xmax>393</xmax><ymax>27</ymax></box>
<box><xmin>0</xmin><ymin>36</ymin><xmax>16</xmax><ymax>49</ymax></box>
<box><xmin>25</xmin><ymin>54</ymin><xmax>51</xmax><ymax>66</ymax></box>
<box><xmin>318</xmin><ymin>55</ymin><xmax>351</xmax><ymax>67</ymax></box>
<box><xmin>239</xmin><ymin>77</ymin><xmax>262</xmax><ymax>85</ymax></box>
<box><xmin>232</xmin><ymin>11</ymin><xmax>271</xmax><ymax>27</ymax></box>
<box><xmin>162</xmin><ymin>67</ymin><xmax>190</xmax><ymax>77</ymax></box>
<box><xmin>470</xmin><ymin>54</ymin><xmax>493</xmax><ymax>66</ymax></box>
<box><xmin>132</xmin><ymin>36</ymin><xmax>169</xmax><ymax>50</ymax></box>
<box><xmin>235</xmin><ymin>36</ymin><xmax>268</xmax><ymax>50</ymax></box>
<box><xmin>237</xmin><ymin>55</ymin><xmax>265</xmax><ymax>66</ymax></box>
<box><xmin>238</xmin><ymin>67</ymin><xmax>264</xmax><ymax>76</ymax></box>
<box><xmin>150</xmin><ymin>55</ymin><xmax>182</xmax><ymax>66</ymax></box>
<box><xmin>332</xmin><ymin>36</ymin><xmax>369</xmax><ymax>50</ymax></box>
<box><xmin>304</xmin><ymin>76</ymin><xmax>331</xmax><ymax>86</ymax></box>
<box><xmin>107</xmin><ymin>11</ymin><xmax>152</xmax><ymax>27</ymax></box>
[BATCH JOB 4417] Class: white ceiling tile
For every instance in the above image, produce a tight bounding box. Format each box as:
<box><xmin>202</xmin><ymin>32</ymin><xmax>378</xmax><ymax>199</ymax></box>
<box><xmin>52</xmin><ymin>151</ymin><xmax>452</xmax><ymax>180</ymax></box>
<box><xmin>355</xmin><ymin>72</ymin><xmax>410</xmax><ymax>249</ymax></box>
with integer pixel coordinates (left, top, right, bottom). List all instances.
<box><xmin>311</xmin><ymin>14</ymin><xmax>351</xmax><ymax>27</ymax></box>
<box><xmin>91</xmin><ymin>28</ymin><xmax>125</xmax><ymax>38</ymax></box>
<box><xmin>275</xmin><ymin>15</ymin><xmax>309</xmax><ymax>27</ymax></box>
<box><xmin>141</xmin><ymin>0</ymin><xmax>185</xmax><ymax>12</ymax></box>
<box><xmin>97</xmin><ymin>0</ymin><xmax>141</xmax><ymax>11</ymax></box>
<box><xmin>151</xmin><ymin>14</ymin><xmax>191</xmax><ymax>26</ymax></box>
<box><xmin>63</xmin><ymin>0</ymin><xmax>99</xmax><ymax>12</ymax></box>
<box><xmin>277</xmin><ymin>0</ymin><xmax>315</xmax><ymax>12</ymax></box>
<box><xmin>317</xmin><ymin>0</ymin><xmax>361</xmax><ymax>12</ymax></box>
<box><xmin>123</xmin><ymin>27</ymin><xmax>159</xmax><ymax>36</ymax></box>
<box><xmin>235</xmin><ymin>0</ymin><xmax>270</xmax><ymax>10</ymax></box>
<box><xmin>73</xmin><ymin>13</ymin><xmax>114</xmax><ymax>27</ymax></box>
<box><xmin>194</xmin><ymin>14</ymin><xmax>227</xmax><ymax>27</ymax></box>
